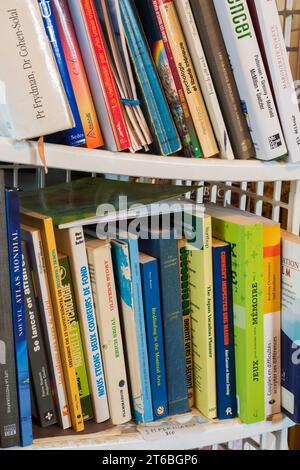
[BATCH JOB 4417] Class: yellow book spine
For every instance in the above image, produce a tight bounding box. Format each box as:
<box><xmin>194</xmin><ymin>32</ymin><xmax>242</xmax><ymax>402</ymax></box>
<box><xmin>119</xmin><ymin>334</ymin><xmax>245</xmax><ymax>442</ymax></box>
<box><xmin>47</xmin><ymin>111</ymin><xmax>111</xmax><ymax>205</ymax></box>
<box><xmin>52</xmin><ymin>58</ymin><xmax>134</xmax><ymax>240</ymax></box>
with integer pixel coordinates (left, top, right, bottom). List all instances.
<box><xmin>159</xmin><ymin>0</ymin><xmax>219</xmax><ymax>158</ymax></box>
<box><xmin>20</xmin><ymin>212</ymin><xmax>84</xmax><ymax>432</ymax></box>
<box><xmin>263</xmin><ymin>224</ymin><xmax>281</xmax><ymax>417</ymax></box>
<box><xmin>188</xmin><ymin>215</ymin><xmax>217</xmax><ymax>418</ymax></box>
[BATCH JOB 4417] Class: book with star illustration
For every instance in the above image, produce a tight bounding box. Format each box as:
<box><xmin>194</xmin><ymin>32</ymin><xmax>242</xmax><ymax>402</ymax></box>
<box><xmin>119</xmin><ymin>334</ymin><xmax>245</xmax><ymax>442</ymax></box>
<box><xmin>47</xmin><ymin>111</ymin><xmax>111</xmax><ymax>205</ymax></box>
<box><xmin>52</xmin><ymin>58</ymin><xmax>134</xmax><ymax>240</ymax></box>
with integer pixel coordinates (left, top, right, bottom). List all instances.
<box><xmin>205</xmin><ymin>204</ymin><xmax>265</xmax><ymax>424</ymax></box>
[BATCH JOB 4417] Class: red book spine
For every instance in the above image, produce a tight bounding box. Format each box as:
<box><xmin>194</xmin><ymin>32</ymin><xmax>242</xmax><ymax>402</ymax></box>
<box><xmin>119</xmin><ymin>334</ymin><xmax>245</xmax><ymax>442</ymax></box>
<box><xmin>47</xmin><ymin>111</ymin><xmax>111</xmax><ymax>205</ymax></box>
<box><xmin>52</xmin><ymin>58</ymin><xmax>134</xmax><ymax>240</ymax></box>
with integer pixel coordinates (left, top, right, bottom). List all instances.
<box><xmin>81</xmin><ymin>0</ymin><xmax>130</xmax><ymax>150</ymax></box>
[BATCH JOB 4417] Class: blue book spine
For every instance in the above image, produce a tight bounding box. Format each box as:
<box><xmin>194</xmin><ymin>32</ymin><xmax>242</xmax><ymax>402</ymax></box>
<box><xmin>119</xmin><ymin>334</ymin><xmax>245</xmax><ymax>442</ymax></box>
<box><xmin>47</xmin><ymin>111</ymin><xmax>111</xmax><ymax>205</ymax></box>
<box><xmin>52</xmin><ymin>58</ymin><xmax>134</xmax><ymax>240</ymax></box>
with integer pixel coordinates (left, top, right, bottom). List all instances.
<box><xmin>5</xmin><ymin>190</ymin><xmax>32</xmax><ymax>447</ymax></box>
<box><xmin>140</xmin><ymin>257</ymin><xmax>168</xmax><ymax>420</ymax></box>
<box><xmin>38</xmin><ymin>0</ymin><xmax>85</xmax><ymax>147</ymax></box>
<box><xmin>119</xmin><ymin>0</ymin><xmax>181</xmax><ymax>156</ymax></box>
<box><xmin>212</xmin><ymin>243</ymin><xmax>237</xmax><ymax>420</ymax></box>
<box><xmin>140</xmin><ymin>231</ymin><xmax>189</xmax><ymax>415</ymax></box>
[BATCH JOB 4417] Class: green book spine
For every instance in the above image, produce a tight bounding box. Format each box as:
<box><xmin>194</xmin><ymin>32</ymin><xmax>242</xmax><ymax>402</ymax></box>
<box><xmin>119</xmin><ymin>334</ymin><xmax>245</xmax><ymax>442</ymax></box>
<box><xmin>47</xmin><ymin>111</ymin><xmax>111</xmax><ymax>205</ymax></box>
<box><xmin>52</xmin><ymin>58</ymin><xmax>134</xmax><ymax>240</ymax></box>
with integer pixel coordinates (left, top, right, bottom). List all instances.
<box><xmin>59</xmin><ymin>255</ymin><xmax>93</xmax><ymax>421</ymax></box>
<box><xmin>211</xmin><ymin>218</ymin><xmax>264</xmax><ymax>423</ymax></box>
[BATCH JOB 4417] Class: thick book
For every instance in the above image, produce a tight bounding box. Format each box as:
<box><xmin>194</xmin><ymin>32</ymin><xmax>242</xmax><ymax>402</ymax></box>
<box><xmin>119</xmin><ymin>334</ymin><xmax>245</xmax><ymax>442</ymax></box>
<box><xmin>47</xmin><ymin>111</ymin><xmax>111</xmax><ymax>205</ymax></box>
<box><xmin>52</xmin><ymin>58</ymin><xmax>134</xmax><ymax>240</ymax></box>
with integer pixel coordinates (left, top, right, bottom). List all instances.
<box><xmin>248</xmin><ymin>0</ymin><xmax>300</xmax><ymax>163</ymax></box>
<box><xmin>5</xmin><ymin>190</ymin><xmax>32</xmax><ymax>447</ymax></box>
<box><xmin>189</xmin><ymin>0</ymin><xmax>255</xmax><ymax>160</ymax></box>
<box><xmin>119</xmin><ymin>0</ymin><xmax>182</xmax><ymax>156</ymax></box>
<box><xmin>205</xmin><ymin>205</ymin><xmax>265</xmax><ymax>423</ymax></box>
<box><xmin>21</xmin><ymin>224</ymin><xmax>71</xmax><ymax>430</ymax></box>
<box><xmin>140</xmin><ymin>253</ymin><xmax>168</xmax><ymax>420</ymax></box>
<box><xmin>55</xmin><ymin>227</ymin><xmax>109</xmax><ymax>424</ymax></box>
<box><xmin>137</xmin><ymin>0</ymin><xmax>202</xmax><ymax>158</ymax></box>
<box><xmin>185</xmin><ymin>214</ymin><xmax>217</xmax><ymax>419</ymax></box>
<box><xmin>0</xmin><ymin>0</ymin><xmax>74</xmax><ymax>141</ymax></box>
<box><xmin>281</xmin><ymin>230</ymin><xmax>300</xmax><ymax>423</ymax></box>
<box><xmin>213</xmin><ymin>0</ymin><xmax>287</xmax><ymax>161</ymax></box>
<box><xmin>0</xmin><ymin>177</ymin><xmax>20</xmax><ymax>449</ymax></box>
<box><xmin>86</xmin><ymin>238</ymin><xmax>131</xmax><ymax>425</ymax></box>
<box><xmin>140</xmin><ymin>227</ymin><xmax>189</xmax><ymax>416</ymax></box>
<box><xmin>174</xmin><ymin>0</ymin><xmax>235</xmax><ymax>161</ymax></box>
<box><xmin>81</xmin><ymin>0</ymin><xmax>130</xmax><ymax>151</ymax></box>
<box><xmin>159</xmin><ymin>0</ymin><xmax>218</xmax><ymax>159</ymax></box>
<box><xmin>178</xmin><ymin>239</ymin><xmax>193</xmax><ymax>408</ymax></box>
<box><xmin>58</xmin><ymin>254</ymin><xmax>93</xmax><ymax>422</ymax></box>
<box><xmin>22</xmin><ymin>240</ymin><xmax>57</xmax><ymax>428</ymax></box>
<box><xmin>111</xmin><ymin>238</ymin><xmax>152</xmax><ymax>423</ymax></box>
<box><xmin>20</xmin><ymin>210</ymin><xmax>84</xmax><ymax>432</ymax></box>
<box><xmin>53</xmin><ymin>0</ymin><xmax>104</xmax><ymax>149</ymax></box>
<box><xmin>38</xmin><ymin>0</ymin><xmax>85</xmax><ymax>147</ymax></box>
<box><xmin>212</xmin><ymin>239</ymin><xmax>237</xmax><ymax>420</ymax></box>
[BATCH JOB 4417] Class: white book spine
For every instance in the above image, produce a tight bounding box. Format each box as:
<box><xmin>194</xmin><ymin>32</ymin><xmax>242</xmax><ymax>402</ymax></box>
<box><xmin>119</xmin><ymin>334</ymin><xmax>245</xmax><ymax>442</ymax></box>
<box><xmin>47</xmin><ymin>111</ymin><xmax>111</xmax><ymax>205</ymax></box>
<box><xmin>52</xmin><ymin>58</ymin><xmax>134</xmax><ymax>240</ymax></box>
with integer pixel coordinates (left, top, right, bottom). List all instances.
<box><xmin>55</xmin><ymin>228</ymin><xmax>110</xmax><ymax>423</ymax></box>
<box><xmin>22</xmin><ymin>228</ymin><xmax>71</xmax><ymax>429</ymax></box>
<box><xmin>86</xmin><ymin>240</ymin><xmax>131</xmax><ymax>425</ymax></box>
<box><xmin>252</xmin><ymin>0</ymin><xmax>300</xmax><ymax>163</ymax></box>
<box><xmin>213</xmin><ymin>0</ymin><xmax>287</xmax><ymax>161</ymax></box>
<box><xmin>0</xmin><ymin>0</ymin><xmax>73</xmax><ymax>140</ymax></box>
<box><xmin>175</xmin><ymin>0</ymin><xmax>235</xmax><ymax>161</ymax></box>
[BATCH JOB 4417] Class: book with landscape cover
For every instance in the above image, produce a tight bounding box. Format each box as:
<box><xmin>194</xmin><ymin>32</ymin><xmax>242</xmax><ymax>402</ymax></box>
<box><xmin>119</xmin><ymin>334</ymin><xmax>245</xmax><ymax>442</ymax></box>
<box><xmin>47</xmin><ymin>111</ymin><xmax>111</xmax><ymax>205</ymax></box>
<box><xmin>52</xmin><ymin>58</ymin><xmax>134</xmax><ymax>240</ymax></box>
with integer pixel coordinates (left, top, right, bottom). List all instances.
<box><xmin>0</xmin><ymin>0</ymin><xmax>74</xmax><ymax>141</ymax></box>
<box><xmin>213</xmin><ymin>0</ymin><xmax>287</xmax><ymax>161</ymax></box>
<box><xmin>189</xmin><ymin>0</ymin><xmax>255</xmax><ymax>160</ymax></box>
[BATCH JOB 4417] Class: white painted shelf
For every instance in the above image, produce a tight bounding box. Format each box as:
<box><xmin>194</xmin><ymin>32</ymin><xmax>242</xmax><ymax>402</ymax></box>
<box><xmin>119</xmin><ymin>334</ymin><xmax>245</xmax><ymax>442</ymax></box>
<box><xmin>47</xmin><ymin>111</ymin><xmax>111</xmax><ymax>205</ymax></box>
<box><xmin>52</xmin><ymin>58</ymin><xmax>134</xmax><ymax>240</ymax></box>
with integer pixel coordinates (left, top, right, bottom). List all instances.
<box><xmin>26</xmin><ymin>413</ymin><xmax>293</xmax><ymax>451</ymax></box>
<box><xmin>1</xmin><ymin>137</ymin><xmax>300</xmax><ymax>182</ymax></box>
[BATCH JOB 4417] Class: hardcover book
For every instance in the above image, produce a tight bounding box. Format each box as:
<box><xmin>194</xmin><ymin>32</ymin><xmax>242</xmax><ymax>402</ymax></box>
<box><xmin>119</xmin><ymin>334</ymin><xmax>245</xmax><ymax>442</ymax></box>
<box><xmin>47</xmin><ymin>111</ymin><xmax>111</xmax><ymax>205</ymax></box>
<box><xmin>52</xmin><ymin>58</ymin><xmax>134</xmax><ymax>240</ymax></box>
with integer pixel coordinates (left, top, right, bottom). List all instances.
<box><xmin>59</xmin><ymin>254</ymin><xmax>94</xmax><ymax>421</ymax></box>
<box><xmin>189</xmin><ymin>0</ymin><xmax>255</xmax><ymax>160</ymax></box>
<box><xmin>140</xmin><ymin>253</ymin><xmax>168</xmax><ymax>420</ymax></box>
<box><xmin>86</xmin><ymin>238</ymin><xmax>131</xmax><ymax>425</ymax></box>
<box><xmin>205</xmin><ymin>204</ymin><xmax>265</xmax><ymax>423</ymax></box>
<box><xmin>5</xmin><ymin>190</ymin><xmax>32</xmax><ymax>446</ymax></box>
<box><xmin>21</xmin><ymin>240</ymin><xmax>57</xmax><ymax>428</ymax></box>
<box><xmin>0</xmin><ymin>0</ymin><xmax>74</xmax><ymax>141</ymax></box>
<box><xmin>213</xmin><ymin>0</ymin><xmax>287</xmax><ymax>161</ymax></box>
<box><xmin>212</xmin><ymin>239</ymin><xmax>237</xmax><ymax>420</ymax></box>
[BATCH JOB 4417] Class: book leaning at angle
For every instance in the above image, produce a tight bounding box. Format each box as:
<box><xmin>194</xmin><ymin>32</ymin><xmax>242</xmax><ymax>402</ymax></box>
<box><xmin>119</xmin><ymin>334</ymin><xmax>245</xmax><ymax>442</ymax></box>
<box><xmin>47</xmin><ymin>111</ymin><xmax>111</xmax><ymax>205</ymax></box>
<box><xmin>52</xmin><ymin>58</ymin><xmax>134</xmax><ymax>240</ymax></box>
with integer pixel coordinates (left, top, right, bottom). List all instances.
<box><xmin>55</xmin><ymin>227</ymin><xmax>110</xmax><ymax>424</ymax></box>
<box><xmin>0</xmin><ymin>0</ymin><xmax>74</xmax><ymax>141</ymax></box>
<box><xmin>213</xmin><ymin>0</ymin><xmax>287</xmax><ymax>161</ymax></box>
<box><xmin>248</xmin><ymin>0</ymin><xmax>300</xmax><ymax>163</ymax></box>
<box><xmin>20</xmin><ymin>210</ymin><xmax>84</xmax><ymax>432</ymax></box>
<box><xmin>86</xmin><ymin>238</ymin><xmax>131</xmax><ymax>425</ymax></box>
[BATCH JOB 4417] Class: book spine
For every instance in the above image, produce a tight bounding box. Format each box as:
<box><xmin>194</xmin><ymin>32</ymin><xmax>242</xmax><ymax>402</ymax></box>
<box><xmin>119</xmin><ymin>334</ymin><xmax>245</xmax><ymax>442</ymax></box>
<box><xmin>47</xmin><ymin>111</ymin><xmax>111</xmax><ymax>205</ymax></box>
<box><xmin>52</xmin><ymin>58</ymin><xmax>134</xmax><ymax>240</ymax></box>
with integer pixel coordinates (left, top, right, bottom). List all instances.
<box><xmin>59</xmin><ymin>255</ymin><xmax>94</xmax><ymax>421</ymax></box>
<box><xmin>38</xmin><ymin>0</ymin><xmax>85</xmax><ymax>147</ymax></box>
<box><xmin>55</xmin><ymin>228</ymin><xmax>109</xmax><ymax>423</ymax></box>
<box><xmin>174</xmin><ymin>0</ymin><xmax>235</xmax><ymax>161</ymax></box>
<box><xmin>119</xmin><ymin>0</ymin><xmax>182</xmax><ymax>156</ymax></box>
<box><xmin>81</xmin><ymin>0</ymin><xmax>130</xmax><ymax>151</ymax></box>
<box><xmin>213</xmin><ymin>0</ymin><xmax>287</xmax><ymax>161</ymax></box>
<box><xmin>212</xmin><ymin>244</ymin><xmax>237</xmax><ymax>420</ymax></box>
<box><xmin>21</xmin><ymin>227</ymin><xmax>71</xmax><ymax>429</ymax></box>
<box><xmin>262</xmin><ymin>225</ymin><xmax>281</xmax><ymax>417</ymax></box>
<box><xmin>249</xmin><ymin>0</ymin><xmax>300</xmax><ymax>163</ymax></box>
<box><xmin>20</xmin><ymin>212</ymin><xmax>84</xmax><ymax>432</ymax></box>
<box><xmin>188</xmin><ymin>217</ymin><xmax>217</xmax><ymax>419</ymax></box>
<box><xmin>53</xmin><ymin>0</ymin><xmax>104</xmax><ymax>149</ymax></box>
<box><xmin>178</xmin><ymin>239</ymin><xmax>193</xmax><ymax>408</ymax></box>
<box><xmin>22</xmin><ymin>241</ymin><xmax>57</xmax><ymax>428</ymax></box>
<box><xmin>159</xmin><ymin>0</ymin><xmax>219</xmax><ymax>158</ymax></box>
<box><xmin>0</xmin><ymin>172</ymin><xmax>20</xmax><ymax>448</ymax></box>
<box><xmin>140</xmin><ymin>233</ymin><xmax>189</xmax><ymax>416</ymax></box>
<box><xmin>140</xmin><ymin>258</ymin><xmax>168</xmax><ymax>420</ymax></box>
<box><xmin>189</xmin><ymin>0</ymin><xmax>255</xmax><ymax>160</ymax></box>
<box><xmin>139</xmin><ymin>0</ymin><xmax>202</xmax><ymax>158</ymax></box>
<box><xmin>5</xmin><ymin>191</ymin><xmax>32</xmax><ymax>447</ymax></box>
<box><xmin>87</xmin><ymin>242</ymin><xmax>131</xmax><ymax>425</ymax></box>
<box><xmin>111</xmin><ymin>240</ymin><xmax>145</xmax><ymax>423</ymax></box>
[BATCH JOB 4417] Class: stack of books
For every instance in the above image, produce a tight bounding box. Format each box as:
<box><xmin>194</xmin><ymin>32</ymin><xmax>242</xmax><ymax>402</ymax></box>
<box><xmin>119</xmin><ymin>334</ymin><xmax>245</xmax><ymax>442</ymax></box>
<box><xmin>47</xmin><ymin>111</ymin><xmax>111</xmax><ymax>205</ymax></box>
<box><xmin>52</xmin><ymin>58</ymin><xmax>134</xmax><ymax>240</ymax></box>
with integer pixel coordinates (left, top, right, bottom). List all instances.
<box><xmin>0</xmin><ymin>174</ymin><xmax>299</xmax><ymax>448</ymax></box>
<box><xmin>1</xmin><ymin>0</ymin><xmax>299</xmax><ymax>162</ymax></box>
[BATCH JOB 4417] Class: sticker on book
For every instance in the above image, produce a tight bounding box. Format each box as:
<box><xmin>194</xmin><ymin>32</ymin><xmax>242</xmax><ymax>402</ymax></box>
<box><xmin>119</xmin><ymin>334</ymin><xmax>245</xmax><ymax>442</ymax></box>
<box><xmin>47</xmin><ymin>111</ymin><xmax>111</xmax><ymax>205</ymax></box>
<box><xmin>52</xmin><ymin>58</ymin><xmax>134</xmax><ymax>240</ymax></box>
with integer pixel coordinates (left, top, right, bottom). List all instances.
<box><xmin>137</xmin><ymin>417</ymin><xmax>207</xmax><ymax>441</ymax></box>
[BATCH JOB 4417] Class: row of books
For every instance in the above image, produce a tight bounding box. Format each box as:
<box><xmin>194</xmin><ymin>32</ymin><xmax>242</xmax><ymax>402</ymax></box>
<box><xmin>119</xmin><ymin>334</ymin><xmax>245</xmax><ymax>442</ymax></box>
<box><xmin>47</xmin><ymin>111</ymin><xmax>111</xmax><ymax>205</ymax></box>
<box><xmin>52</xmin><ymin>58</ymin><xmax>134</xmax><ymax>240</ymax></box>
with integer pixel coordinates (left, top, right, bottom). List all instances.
<box><xmin>1</xmin><ymin>174</ymin><xmax>300</xmax><ymax>448</ymax></box>
<box><xmin>1</xmin><ymin>0</ymin><xmax>300</xmax><ymax>162</ymax></box>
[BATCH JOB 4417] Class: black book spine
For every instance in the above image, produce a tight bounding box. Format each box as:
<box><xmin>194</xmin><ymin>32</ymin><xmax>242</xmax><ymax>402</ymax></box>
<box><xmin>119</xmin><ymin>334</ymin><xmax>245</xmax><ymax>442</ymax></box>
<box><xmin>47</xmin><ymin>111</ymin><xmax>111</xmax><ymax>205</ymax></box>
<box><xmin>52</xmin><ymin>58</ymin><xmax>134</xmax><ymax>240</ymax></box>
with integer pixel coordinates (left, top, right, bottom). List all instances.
<box><xmin>21</xmin><ymin>241</ymin><xmax>57</xmax><ymax>428</ymax></box>
<box><xmin>0</xmin><ymin>171</ymin><xmax>20</xmax><ymax>448</ymax></box>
